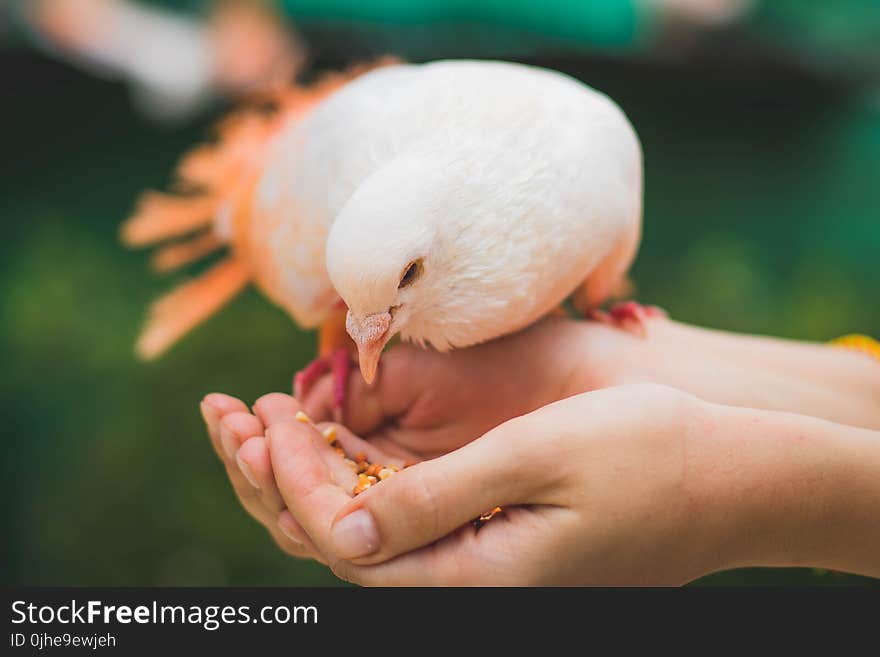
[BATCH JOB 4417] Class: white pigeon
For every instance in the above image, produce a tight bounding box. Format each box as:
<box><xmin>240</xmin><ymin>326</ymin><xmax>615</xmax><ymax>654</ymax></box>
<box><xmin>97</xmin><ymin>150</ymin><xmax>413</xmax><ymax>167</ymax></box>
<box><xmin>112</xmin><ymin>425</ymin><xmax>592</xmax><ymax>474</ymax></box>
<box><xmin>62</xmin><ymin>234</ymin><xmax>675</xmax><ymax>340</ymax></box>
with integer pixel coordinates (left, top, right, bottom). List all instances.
<box><xmin>122</xmin><ymin>59</ymin><xmax>643</xmax><ymax>414</ymax></box>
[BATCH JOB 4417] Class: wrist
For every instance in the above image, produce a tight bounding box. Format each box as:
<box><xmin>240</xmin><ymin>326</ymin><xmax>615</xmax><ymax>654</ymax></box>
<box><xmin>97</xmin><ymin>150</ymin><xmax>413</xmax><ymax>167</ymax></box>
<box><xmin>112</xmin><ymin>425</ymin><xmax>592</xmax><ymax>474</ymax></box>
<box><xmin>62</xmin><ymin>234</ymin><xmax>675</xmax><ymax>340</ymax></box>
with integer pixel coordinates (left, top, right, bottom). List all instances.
<box><xmin>590</xmin><ymin>319</ymin><xmax>880</xmax><ymax>429</ymax></box>
<box><xmin>561</xmin><ymin>319</ymin><xmax>640</xmax><ymax>396</ymax></box>
<box><xmin>696</xmin><ymin>404</ymin><xmax>880</xmax><ymax>577</ymax></box>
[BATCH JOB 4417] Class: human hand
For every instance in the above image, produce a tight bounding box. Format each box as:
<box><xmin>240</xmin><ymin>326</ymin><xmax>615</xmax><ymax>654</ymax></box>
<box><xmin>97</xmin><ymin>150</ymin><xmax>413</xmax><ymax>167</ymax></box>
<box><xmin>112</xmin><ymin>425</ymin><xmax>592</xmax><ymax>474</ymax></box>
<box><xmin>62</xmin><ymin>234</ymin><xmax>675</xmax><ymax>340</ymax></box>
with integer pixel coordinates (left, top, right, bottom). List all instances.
<box><xmin>271</xmin><ymin>383</ymin><xmax>880</xmax><ymax>585</ymax></box>
<box><xmin>266</xmin><ymin>383</ymin><xmax>721</xmax><ymax>585</ymax></box>
<box><xmin>198</xmin><ymin>315</ymin><xmax>642</xmax><ymax>565</ymax></box>
<box><xmin>200</xmin><ymin>389</ymin><xmax>442</xmax><ymax>564</ymax></box>
<box><xmin>304</xmin><ymin>315</ymin><xmax>880</xmax><ymax>438</ymax></box>
<box><xmin>296</xmin><ymin>315</ymin><xmax>631</xmax><ymax>461</ymax></box>
<box><xmin>201</xmin><ymin>313</ymin><xmax>880</xmax><ymax>578</ymax></box>
<box><xmin>200</xmin><ymin>392</ymin><xmax>324</xmax><ymax>561</ymax></box>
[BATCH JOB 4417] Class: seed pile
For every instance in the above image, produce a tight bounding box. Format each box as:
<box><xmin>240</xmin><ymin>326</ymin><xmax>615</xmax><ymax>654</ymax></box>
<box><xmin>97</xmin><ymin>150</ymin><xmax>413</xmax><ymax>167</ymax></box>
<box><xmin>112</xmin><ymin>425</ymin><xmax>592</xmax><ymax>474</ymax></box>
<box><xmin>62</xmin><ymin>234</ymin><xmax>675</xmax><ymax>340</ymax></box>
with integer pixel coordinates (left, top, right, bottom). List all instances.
<box><xmin>295</xmin><ymin>410</ymin><xmax>402</xmax><ymax>495</ymax></box>
<box><xmin>350</xmin><ymin>453</ymin><xmax>402</xmax><ymax>495</ymax></box>
<box><xmin>294</xmin><ymin>409</ymin><xmax>501</xmax><ymax>526</ymax></box>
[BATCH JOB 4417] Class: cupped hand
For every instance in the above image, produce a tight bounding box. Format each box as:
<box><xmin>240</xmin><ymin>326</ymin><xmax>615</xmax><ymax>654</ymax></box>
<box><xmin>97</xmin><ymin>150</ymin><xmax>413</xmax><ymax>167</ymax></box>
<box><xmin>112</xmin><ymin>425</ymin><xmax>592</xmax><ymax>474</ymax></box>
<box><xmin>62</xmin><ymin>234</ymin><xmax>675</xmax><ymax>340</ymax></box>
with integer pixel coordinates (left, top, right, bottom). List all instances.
<box><xmin>201</xmin><ymin>393</ymin><xmax>325</xmax><ymax>561</ymax></box>
<box><xmin>305</xmin><ymin>382</ymin><xmax>880</xmax><ymax>585</ymax></box>
<box><xmin>198</xmin><ymin>315</ymin><xmax>635</xmax><ymax>565</ymax></box>
<box><xmin>199</xmin><ymin>382</ymin><xmax>718</xmax><ymax>585</ymax></box>
<box><xmin>260</xmin><ymin>383</ymin><xmax>735</xmax><ymax>585</ymax></box>
<box><xmin>302</xmin><ymin>314</ymin><xmax>880</xmax><ymax>451</ymax></box>
<box><xmin>200</xmin><ymin>311</ymin><xmax>880</xmax><ymax>580</ymax></box>
<box><xmin>200</xmin><ymin>389</ymin><xmax>467</xmax><ymax>565</ymax></box>
<box><xmin>297</xmin><ymin>315</ymin><xmax>630</xmax><ymax>461</ymax></box>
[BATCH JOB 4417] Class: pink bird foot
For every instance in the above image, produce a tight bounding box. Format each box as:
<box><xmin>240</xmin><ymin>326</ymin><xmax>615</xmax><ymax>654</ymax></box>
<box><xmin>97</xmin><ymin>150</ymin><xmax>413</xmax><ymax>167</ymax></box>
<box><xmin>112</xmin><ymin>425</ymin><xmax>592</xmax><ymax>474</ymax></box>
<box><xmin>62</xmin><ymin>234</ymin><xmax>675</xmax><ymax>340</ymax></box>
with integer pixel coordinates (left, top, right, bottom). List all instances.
<box><xmin>293</xmin><ymin>355</ymin><xmax>329</xmax><ymax>399</ymax></box>
<box><xmin>330</xmin><ymin>347</ymin><xmax>351</xmax><ymax>423</ymax></box>
<box><xmin>588</xmin><ymin>301</ymin><xmax>666</xmax><ymax>337</ymax></box>
<box><xmin>293</xmin><ymin>347</ymin><xmax>352</xmax><ymax>422</ymax></box>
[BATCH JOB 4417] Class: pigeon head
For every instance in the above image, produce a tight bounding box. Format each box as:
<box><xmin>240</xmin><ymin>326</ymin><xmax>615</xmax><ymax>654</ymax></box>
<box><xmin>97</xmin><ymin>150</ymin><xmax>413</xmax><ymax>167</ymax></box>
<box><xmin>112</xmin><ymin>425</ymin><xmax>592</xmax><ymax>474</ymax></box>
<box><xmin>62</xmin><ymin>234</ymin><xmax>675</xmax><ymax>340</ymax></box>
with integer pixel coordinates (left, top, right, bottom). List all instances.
<box><xmin>326</xmin><ymin>153</ymin><xmax>516</xmax><ymax>383</ymax></box>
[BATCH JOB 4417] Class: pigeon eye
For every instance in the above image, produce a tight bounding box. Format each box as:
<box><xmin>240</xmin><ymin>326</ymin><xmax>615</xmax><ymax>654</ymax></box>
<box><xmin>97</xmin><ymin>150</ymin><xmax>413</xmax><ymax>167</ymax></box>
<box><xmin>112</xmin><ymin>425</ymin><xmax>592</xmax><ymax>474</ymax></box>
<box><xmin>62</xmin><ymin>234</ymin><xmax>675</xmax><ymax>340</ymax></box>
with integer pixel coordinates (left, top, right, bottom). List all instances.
<box><xmin>398</xmin><ymin>259</ymin><xmax>423</xmax><ymax>289</ymax></box>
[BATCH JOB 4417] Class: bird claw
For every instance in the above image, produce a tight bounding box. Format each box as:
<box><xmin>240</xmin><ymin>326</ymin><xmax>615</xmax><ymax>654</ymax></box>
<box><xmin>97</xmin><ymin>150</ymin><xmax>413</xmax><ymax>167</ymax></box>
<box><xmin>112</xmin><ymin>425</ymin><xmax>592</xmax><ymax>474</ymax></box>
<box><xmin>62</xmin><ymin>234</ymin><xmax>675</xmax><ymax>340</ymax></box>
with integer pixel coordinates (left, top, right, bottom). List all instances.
<box><xmin>293</xmin><ymin>356</ymin><xmax>330</xmax><ymax>400</ymax></box>
<box><xmin>588</xmin><ymin>301</ymin><xmax>666</xmax><ymax>336</ymax></box>
<box><xmin>293</xmin><ymin>347</ymin><xmax>352</xmax><ymax>422</ymax></box>
<box><xmin>330</xmin><ymin>347</ymin><xmax>351</xmax><ymax>423</ymax></box>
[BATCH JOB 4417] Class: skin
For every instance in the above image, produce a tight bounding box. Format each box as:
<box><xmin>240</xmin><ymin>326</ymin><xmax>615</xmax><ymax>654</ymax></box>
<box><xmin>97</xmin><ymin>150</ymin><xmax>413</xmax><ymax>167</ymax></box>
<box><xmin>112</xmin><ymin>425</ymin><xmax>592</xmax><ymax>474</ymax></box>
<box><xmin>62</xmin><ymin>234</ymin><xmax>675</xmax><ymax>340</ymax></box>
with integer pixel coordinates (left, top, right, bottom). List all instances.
<box><xmin>200</xmin><ymin>316</ymin><xmax>880</xmax><ymax>583</ymax></box>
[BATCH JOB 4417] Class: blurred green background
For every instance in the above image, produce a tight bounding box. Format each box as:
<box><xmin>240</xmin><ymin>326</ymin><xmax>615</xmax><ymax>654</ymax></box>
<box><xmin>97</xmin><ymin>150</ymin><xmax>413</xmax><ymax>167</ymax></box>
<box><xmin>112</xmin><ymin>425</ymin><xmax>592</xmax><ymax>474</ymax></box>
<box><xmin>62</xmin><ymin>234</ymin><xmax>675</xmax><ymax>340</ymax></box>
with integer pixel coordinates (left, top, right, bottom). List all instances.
<box><xmin>2</xmin><ymin>0</ymin><xmax>879</xmax><ymax>586</ymax></box>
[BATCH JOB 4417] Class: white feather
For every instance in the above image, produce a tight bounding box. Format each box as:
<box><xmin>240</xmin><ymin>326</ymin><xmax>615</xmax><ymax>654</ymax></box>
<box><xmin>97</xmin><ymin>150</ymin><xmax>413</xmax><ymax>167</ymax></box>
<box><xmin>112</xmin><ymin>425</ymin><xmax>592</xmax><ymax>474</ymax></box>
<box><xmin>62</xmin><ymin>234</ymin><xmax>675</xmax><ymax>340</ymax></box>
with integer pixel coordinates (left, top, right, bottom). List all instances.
<box><xmin>251</xmin><ymin>60</ymin><xmax>642</xmax><ymax>348</ymax></box>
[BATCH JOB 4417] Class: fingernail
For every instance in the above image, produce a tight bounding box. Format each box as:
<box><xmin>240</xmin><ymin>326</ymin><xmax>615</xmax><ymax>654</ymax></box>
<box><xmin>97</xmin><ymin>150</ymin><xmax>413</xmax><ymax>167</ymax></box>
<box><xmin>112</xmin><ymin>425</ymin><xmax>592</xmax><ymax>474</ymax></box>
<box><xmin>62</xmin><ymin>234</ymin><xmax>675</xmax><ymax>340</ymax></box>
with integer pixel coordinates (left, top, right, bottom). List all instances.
<box><xmin>330</xmin><ymin>509</ymin><xmax>379</xmax><ymax>559</ymax></box>
<box><xmin>278</xmin><ymin>520</ymin><xmax>304</xmax><ymax>547</ymax></box>
<box><xmin>235</xmin><ymin>452</ymin><xmax>260</xmax><ymax>489</ymax></box>
<box><xmin>219</xmin><ymin>424</ymin><xmax>238</xmax><ymax>460</ymax></box>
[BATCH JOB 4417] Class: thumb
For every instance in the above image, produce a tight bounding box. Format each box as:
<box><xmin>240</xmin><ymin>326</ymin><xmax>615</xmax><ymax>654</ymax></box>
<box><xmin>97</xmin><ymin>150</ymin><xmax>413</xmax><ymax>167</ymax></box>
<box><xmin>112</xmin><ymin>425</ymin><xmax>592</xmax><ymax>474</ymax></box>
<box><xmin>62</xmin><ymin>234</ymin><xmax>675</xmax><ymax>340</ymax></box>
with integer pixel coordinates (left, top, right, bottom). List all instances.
<box><xmin>327</xmin><ymin>413</ymin><xmax>555</xmax><ymax>564</ymax></box>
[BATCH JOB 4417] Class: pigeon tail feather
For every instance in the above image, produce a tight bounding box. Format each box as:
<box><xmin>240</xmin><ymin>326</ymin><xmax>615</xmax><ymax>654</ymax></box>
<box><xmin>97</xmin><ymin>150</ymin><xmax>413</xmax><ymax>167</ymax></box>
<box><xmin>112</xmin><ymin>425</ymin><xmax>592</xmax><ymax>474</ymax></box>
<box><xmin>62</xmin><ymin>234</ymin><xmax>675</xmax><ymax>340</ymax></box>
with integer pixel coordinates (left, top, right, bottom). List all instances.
<box><xmin>125</xmin><ymin>56</ymin><xmax>401</xmax><ymax>358</ymax></box>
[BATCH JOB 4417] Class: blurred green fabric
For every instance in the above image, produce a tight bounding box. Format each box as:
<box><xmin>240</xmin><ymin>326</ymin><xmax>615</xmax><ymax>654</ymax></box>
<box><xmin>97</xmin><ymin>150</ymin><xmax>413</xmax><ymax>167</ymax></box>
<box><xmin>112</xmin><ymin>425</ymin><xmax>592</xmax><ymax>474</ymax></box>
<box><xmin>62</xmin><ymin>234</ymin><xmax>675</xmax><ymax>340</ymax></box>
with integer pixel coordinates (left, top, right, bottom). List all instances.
<box><xmin>12</xmin><ymin>0</ymin><xmax>880</xmax><ymax>66</ymax></box>
<box><xmin>753</xmin><ymin>0</ymin><xmax>880</xmax><ymax>63</ymax></box>
<box><xmin>279</xmin><ymin>0</ymin><xmax>644</xmax><ymax>47</ymax></box>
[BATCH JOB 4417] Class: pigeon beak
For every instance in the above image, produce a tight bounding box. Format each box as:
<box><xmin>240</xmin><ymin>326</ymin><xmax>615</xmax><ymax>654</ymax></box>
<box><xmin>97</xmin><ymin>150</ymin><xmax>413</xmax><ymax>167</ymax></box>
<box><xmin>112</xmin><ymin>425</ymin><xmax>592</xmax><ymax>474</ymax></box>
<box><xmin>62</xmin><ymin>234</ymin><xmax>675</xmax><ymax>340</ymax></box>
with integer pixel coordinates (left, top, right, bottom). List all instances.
<box><xmin>345</xmin><ymin>310</ymin><xmax>392</xmax><ymax>384</ymax></box>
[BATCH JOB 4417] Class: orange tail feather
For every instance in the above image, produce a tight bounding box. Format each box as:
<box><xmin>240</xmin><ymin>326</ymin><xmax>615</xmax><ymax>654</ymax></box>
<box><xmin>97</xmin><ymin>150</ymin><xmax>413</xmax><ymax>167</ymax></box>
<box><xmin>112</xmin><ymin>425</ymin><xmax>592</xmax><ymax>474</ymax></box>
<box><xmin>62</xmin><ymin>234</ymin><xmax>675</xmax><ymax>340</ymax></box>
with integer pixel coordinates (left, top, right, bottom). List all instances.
<box><xmin>150</xmin><ymin>231</ymin><xmax>224</xmax><ymax>273</ymax></box>
<box><xmin>136</xmin><ymin>258</ymin><xmax>249</xmax><ymax>360</ymax></box>
<box><xmin>121</xmin><ymin>191</ymin><xmax>220</xmax><ymax>247</ymax></box>
<box><xmin>125</xmin><ymin>56</ymin><xmax>402</xmax><ymax>359</ymax></box>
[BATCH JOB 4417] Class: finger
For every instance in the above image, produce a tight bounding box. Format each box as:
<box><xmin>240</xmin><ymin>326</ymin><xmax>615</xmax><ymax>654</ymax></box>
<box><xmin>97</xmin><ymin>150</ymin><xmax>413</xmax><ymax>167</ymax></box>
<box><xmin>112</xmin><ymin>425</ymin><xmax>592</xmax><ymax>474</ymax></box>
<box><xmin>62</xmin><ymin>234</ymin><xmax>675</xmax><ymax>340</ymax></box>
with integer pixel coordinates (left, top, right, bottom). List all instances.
<box><xmin>276</xmin><ymin>510</ymin><xmax>327</xmax><ymax>564</ymax></box>
<box><xmin>331</xmin><ymin>525</ymin><xmax>481</xmax><ymax>586</ymax></box>
<box><xmin>266</xmin><ymin>421</ymin><xmax>356</xmax><ymax>558</ymax></box>
<box><xmin>209</xmin><ymin>406</ymin><xmax>281</xmax><ymax>529</ymax></box>
<box><xmin>224</xmin><ymin>460</ymin><xmax>275</xmax><ymax>524</ymax></box>
<box><xmin>311</xmin><ymin>425</ymin><xmax>360</xmax><ymax>493</ymax></box>
<box><xmin>217</xmin><ymin>412</ymin><xmax>271</xmax><ymax>508</ymax></box>
<box><xmin>254</xmin><ymin>394</ymin><xmax>361</xmax><ymax>494</ymax></box>
<box><xmin>268</xmin><ymin>525</ymin><xmax>323</xmax><ymax>562</ymax></box>
<box><xmin>218</xmin><ymin>411</ymin><xmax>264</xmax><ymax>462</ymax></box>
<box><xmin>236</xmin><ymin>436</ymin><xmax>285</xmax><ymax>513</ymax></box>
<box><xmin>201</xmin><ymin>393</ymin><xmax>250</xmax><ymax>460</ymax></box>
<box><xmin>207</xmin><ymin>407</ymin><xmax>323</xmax><ymax>563</ymax></box>
<box><xmin>253</xmin><ymin>392</ymin><xmax>302</xmax><ymax>427</ymax></box>
<box><xmin>228</xmin><ymin>484</ymin><xmax>323</xmax><ymax>563</ymax></box>
<box><xmin>222</xmin><ymin>457</ymin><xmax>323</xmax><ymax>563</ymax></box>
<box><xmin>342</xmin><ymin>505</ymin><xmax>561</xmax><ymax>586</ymax></box>
<box><xmin>326</xmin><ymin>415</ymin><xmax>557</xmax><ymax>564</ymax></box>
